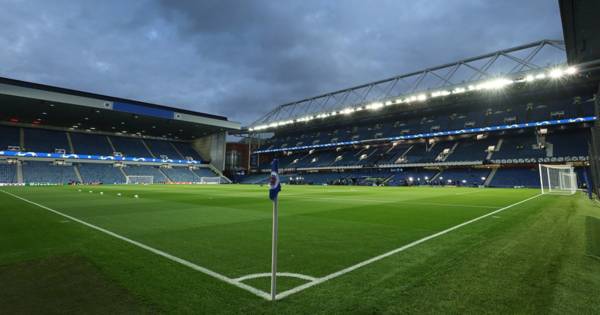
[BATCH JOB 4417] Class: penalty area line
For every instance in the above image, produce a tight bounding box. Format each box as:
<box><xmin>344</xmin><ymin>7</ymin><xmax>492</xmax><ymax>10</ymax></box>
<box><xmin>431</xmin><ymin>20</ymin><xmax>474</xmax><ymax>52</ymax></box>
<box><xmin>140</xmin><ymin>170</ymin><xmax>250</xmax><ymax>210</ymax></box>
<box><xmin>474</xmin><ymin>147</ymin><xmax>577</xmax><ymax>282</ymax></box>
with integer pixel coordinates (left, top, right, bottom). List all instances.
<box><xmin>275</xmin><ymin>193</ymin><xmax>543</xmax><ymax>300</ymax></box>
<box><xmin>0</xmin><ymin>189</ymin><xmax>272</xmax><ymax>301</ymax></box>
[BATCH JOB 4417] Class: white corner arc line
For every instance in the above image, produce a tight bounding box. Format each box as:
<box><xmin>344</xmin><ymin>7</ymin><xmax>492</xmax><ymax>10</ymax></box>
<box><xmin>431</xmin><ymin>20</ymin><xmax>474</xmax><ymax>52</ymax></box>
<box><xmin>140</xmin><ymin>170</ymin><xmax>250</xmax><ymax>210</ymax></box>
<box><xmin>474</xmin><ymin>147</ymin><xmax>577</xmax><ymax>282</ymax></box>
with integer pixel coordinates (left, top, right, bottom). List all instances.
<box><xmin>275</xmin><ymin>193</ymin><xmax>543</xmax><ymax>300</ymax></box>
<box><xmin>235</xmin><ymin>272</ymin><xmax>317</xmax><ymax>282</ymax></box>
<box><xmin>0</xmin><ymin>189</ymin><xmax>272</xmax><ymax>301</ymax></box>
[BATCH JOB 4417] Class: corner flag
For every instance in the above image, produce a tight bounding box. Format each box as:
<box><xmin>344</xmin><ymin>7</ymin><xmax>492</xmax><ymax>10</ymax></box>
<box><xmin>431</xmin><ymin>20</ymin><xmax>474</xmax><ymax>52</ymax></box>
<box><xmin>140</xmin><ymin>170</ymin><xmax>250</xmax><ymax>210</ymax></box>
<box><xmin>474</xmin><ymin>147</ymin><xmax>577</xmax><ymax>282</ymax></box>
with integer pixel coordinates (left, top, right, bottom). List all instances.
<box><xmin>269</xmin><ymin>158</ymin><xmax>280</xmax><ymax>301</ymax></box>
<box><xmin>269</xmin><ymin>159</ymin><xmax>281</xmax><ymax>201</ymax></box>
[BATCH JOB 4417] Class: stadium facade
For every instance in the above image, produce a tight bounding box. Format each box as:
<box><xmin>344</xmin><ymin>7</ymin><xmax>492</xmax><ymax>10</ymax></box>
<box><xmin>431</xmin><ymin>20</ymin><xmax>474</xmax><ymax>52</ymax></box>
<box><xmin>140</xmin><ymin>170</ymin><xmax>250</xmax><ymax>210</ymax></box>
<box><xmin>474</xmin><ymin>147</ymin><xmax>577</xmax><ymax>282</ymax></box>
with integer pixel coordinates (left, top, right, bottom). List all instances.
<box><xmin>0</xmin><ymin>77</ymin><xmax>240</xmax><ymax>185</ymax></box>
<box><xmin>239</xmin><ymin>40</ymin><xmax>599</xmax><ymax>189</ymax></box>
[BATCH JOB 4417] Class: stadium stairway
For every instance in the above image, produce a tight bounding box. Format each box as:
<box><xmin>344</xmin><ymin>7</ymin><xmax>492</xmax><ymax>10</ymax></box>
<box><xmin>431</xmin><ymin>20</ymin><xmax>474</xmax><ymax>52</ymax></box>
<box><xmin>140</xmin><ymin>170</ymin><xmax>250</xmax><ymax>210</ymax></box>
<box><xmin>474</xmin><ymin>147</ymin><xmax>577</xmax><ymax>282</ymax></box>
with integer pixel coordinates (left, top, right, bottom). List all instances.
<box><xmin>158</xmin><ymin>168</ymin><xmax>171</xmax><ymax>182</ymax></box>
<box><xmin>16</xmin><ymin>162</ymin><xmax>23</xmax><ymax>184</ymax></box>
<box><xmin>169</xmin><ymin>143</ymin><xmax>187</xmax><ymax>160</ymax></box>
<box><xmin>141</xmin><ymin>140</ymin><xmax>156</xmax><ymax>158</ymax></box>
<box><xmin>66</xmin><ymin>132</ymin><xmax>75</xmax><ymax>154</ymax></box>
<box><xmin>106</xmin><ymin>136</ymin><xmax>117</xmax><ymax>154</ymax></box>
<box><xmin>483</xmin><ymin>168</ymin><xmax>498</xmax><ymax>186</ymax></box>
<box><xmin>73</xmin><ymin>165</ymin><xmax>83</xmax><ymax>183</ymax></box>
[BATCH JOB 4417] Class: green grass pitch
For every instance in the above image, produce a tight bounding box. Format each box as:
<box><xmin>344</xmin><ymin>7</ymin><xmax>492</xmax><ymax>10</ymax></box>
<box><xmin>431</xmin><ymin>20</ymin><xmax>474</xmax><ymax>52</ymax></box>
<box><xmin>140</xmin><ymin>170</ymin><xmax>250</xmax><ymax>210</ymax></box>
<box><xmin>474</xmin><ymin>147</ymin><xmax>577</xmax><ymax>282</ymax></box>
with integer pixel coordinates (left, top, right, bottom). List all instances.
<box><xmin>1</xmin><ymin>184</ymin><xmax>600</xmax><ymax>313</ymax></box>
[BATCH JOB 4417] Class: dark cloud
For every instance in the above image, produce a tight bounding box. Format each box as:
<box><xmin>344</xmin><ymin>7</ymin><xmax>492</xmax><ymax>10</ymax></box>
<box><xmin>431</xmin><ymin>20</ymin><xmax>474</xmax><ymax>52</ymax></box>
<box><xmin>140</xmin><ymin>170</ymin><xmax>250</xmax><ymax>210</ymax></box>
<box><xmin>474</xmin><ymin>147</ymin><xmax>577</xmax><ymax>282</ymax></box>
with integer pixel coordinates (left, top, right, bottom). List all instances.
<box><xmin>0</xmin><ymin>0</ymin><xmax>562</xmax><ymax>124</ymax></box>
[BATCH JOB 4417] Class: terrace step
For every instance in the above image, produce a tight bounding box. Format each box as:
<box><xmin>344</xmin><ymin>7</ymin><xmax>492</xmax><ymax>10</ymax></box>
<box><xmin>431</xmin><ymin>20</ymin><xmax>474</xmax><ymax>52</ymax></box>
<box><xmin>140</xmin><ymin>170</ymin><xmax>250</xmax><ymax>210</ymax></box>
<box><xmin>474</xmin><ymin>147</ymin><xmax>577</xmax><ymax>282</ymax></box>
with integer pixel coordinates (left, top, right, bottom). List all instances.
<box><xmin>141</xmin><ymin>139</ymin><xmax>156</xmax><ymax>158</ymax></box>
<box><xmin>66</xmin><ymin>132</ymin><xmax>75</xmax><ymax>154</ymax></box>
<box><xmin>484</xmin><ymin>168</ymin><xmax>497</xmax><ymax>186</ymax></box>
<box><xmin>73</xmin><ymin>164</ymin><xmax>83</xmax><ymax>183</ymax></box>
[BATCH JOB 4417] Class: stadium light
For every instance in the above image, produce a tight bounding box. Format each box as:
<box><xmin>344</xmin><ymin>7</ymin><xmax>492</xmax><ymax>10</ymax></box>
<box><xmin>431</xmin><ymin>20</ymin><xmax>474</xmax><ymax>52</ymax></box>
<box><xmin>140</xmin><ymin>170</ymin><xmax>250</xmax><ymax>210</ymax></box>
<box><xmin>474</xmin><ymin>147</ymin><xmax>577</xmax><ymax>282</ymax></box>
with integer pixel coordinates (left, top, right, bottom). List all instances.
<box><xmin>341</xmin><ymin>108</ymin><xmax>355</xmax><ymax>115</ymax></box>
<box><xmin>366</xmin><ymin>102</ymin><xmax>384</xmax><ymax>110</ymax></box>
<box><xmin>549</xmin><ymin>68</ymin><xmax>564</xmax><ymax>79</ymax></box>
<box><xmin>249</xmin><ymin>66</ymin><xmax>582</xmax><ymax>132</ymax></box>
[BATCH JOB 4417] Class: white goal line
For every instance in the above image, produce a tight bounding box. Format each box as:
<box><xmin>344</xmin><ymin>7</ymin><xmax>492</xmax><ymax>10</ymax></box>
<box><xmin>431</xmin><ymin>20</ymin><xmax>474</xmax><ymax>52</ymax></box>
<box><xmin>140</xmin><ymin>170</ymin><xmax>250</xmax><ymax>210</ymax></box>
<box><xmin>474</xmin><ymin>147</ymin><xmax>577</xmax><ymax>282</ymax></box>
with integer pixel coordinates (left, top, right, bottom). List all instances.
<box><xmin>0</xmin><ymin>189</ymin><xmax>542</xmax><ymax>301</ymax></box>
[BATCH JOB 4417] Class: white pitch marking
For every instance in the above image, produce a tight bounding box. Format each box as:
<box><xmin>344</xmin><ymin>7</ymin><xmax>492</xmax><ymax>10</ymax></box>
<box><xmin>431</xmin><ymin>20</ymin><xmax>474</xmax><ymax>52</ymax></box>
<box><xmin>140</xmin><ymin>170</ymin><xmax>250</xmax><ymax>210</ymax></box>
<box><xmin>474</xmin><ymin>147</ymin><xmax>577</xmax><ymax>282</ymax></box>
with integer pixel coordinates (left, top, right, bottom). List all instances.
<box><xmin>288</xmin><ymin>195</ymin><xmax>499</xmax><ymax>209</ymax></box>
<box><xmin>274</xmin><ymin>194</ymin><xmax>543</xmax><ymax>300</ymax></box>
<box><xmin>0</xmin><ymin>189</ymin><xmax>272</xmax><ymax>301</ymax></box>
<box><xmin>235</xmin><ymin>272</ymin><xmax>317</xmax><ymax>282</ymax></box>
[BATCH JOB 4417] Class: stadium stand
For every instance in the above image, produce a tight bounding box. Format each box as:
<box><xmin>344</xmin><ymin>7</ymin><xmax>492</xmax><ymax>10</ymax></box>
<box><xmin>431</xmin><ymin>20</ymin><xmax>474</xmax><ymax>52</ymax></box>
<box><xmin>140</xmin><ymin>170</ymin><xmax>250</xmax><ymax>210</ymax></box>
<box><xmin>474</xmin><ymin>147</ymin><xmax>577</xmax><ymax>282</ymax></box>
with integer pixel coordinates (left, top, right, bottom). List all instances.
<box><xmin>193</xmin><ymin>167</ymin><xmax>219</xmax><ymax>178</ymax></box>
<box><xmin>173</xmin><ymin>142</ymin><xmax>204</xmax><ymax>160</ymax></box>
<box><xmin>435</xmin><ymin>168</ymin><xmax>490</xmax><ymax>186</ymax></box>
<box><xmin>122</xmin><ymin>165</ymin><xmax>168</xmax><ymax>183</ymax></box>
<box><xmin>22</xmin><ymin>161</ymin><xmax>77</xmax><ymax>184</ymax></box>
<box><xmin>0</xmin><ymin>125</ymin><xmax>20</xmax><ymax>150</ymax></box>
<box><xmin>0</xmin><ymin>163</ymin><xmax>17</xmax><ymax>183</ymax></box>
<box><xmin>162</xmin><ymin>167</ymin><xmax>200</xmax><ymax>182</ymax></box>
<box><xmin>70</xmin><ymin>133</ymin><xmax>114</xmax><ymax>156</ymax></box>
<box><xmin>78</xmin><ymin>163</ymin><xmax>126</xmax><ymax>184</ymax></box>
<box><xmin>145</xmin><ymin>139</ymin><xmax>184</xmax><ymax>159</ymax></box>
<box><xmin>257</xmin><ymin>94</ymin><xmax>594</xmax><ymax>151</ymax></box>
<box><xmin>110</xmin><ymin>136</ymin><xmax>152</xmax><ymax>157</ymax></box>
<box><xmin>489</xmin><ymin>168</ymin><xmax>541</xmax><ymax>188</ymax></box>
<box><xmin>24</xmin><ymin>128</ymin><xmax>69</xmax><ymax>153</ymax></box>
<box><xmin>241</xmin><ymin>54</ymin><xmax>594</xmax><ymax>188</ymax></box>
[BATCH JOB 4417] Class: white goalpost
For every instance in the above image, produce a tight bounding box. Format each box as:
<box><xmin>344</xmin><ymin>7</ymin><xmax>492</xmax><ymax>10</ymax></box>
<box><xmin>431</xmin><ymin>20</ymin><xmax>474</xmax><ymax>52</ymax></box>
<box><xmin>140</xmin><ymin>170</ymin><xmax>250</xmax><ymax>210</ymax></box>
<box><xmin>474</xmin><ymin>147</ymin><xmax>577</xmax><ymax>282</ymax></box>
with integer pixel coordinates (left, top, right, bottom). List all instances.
<box><xmin>538</xmin><ymin>164</ymin><xmax>577</xmax><ymax>195</ymax></box>
<box><xmin>125</xmin><ymin>175</ymin><xmax>154</xmax><ymax>185</ymax></box>
<box><xmin>200</xmin><ymin>177</ymin><xmax>221</xmax><ymax>184</ymax></box>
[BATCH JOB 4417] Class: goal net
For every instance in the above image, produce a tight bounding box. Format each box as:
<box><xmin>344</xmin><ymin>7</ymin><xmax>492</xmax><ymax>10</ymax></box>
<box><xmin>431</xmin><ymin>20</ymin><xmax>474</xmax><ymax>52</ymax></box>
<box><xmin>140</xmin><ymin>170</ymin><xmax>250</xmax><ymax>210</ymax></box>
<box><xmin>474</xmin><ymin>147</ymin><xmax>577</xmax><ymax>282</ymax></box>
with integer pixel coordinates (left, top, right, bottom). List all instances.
<box><xmin>125</xmin><ymin>176</ymin><xmax>154</xmax><ymax>185</ymax></box>
<box><xmin>538</xmin><ymin>164</ymin><xmax>577</xmax><ymax>195</ymax></box>
<box><xmin>200</xmin><ymin>177</ymin><xmax>221</xmax><ymax>184</ymax></box>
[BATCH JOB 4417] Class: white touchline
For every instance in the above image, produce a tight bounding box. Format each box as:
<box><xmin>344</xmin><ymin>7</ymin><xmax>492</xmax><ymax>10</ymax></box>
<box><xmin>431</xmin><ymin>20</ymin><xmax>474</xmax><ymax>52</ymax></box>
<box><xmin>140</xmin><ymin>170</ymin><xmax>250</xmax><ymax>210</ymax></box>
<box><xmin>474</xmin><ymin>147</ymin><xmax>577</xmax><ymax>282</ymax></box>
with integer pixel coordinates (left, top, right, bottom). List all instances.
<box><xmin>274</xmin><ymin>193</ymin><xmax>543</xmax><ymax>300</ymax></box>
<box><xmin>0</xmin><ymin>189</ymin><xmax>272</xmax><ymax>301</ymax></box>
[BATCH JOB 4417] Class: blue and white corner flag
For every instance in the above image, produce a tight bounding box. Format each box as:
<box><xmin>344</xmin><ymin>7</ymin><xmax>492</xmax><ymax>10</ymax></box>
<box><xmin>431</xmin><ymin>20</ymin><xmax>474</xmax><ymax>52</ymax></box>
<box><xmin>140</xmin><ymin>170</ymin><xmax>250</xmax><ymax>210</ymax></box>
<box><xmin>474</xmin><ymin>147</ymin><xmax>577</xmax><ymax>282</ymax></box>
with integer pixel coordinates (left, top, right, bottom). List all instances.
<box><xmin>269</xmin><ymin>159</ymin><xmax>281</xmax><ymax>201</ymax></box>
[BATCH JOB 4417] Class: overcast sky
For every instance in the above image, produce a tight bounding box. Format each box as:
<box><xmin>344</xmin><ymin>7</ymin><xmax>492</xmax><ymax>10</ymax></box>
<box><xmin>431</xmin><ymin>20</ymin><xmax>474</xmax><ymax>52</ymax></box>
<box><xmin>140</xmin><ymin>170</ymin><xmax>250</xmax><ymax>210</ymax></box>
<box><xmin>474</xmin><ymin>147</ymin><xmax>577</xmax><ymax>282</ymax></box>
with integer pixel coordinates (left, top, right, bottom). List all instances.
<box><xmin>0</xmin><ymin>0</ymin><xmax>563</xmax><ymax>125</ymax></box>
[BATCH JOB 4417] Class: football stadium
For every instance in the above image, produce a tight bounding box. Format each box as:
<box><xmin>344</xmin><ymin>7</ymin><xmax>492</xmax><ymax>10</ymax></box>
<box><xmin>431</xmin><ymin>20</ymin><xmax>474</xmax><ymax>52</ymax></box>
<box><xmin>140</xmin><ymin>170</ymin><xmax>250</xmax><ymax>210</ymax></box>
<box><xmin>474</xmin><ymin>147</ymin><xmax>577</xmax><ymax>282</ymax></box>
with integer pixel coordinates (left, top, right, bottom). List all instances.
<box><xmin>2</xmin><ymin>1</ymin><xmax>600</xmax><ymax>314</ymax></box>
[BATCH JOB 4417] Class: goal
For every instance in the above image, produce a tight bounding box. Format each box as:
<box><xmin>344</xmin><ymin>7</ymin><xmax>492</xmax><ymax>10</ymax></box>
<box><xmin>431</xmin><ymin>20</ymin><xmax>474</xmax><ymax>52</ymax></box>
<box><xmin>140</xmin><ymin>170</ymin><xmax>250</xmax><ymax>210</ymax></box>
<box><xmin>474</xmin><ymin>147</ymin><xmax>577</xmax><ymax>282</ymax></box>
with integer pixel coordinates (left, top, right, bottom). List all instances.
<box><xmin>538</xmin><ymin>164</ymin><xmax>577</xmax><ymax>195</ymax></box>
<box><xmin>125</xmin><ymin>176</ymin><xmax>154</xmax><ymax>185</ymax></box>
<box><xmin>200</xmin><ymin>177</ymin><xmax>221</xmax><ymax>184</ymax></box>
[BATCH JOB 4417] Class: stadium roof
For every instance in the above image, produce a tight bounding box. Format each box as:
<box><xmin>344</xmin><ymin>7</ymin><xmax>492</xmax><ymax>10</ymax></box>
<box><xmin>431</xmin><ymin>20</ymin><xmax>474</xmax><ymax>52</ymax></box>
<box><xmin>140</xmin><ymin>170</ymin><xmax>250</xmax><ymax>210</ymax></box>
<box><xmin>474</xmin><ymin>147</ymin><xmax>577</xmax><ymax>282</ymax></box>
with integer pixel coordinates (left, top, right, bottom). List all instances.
<box><xmin>0</xmin><ymin>76</ymin><xmax>240</xmax><ymax>140</ymax></box>
<box><xmin>249</xmin><ymin>40</ymin><xmax>568</xmax><ymax>132</ymax></box>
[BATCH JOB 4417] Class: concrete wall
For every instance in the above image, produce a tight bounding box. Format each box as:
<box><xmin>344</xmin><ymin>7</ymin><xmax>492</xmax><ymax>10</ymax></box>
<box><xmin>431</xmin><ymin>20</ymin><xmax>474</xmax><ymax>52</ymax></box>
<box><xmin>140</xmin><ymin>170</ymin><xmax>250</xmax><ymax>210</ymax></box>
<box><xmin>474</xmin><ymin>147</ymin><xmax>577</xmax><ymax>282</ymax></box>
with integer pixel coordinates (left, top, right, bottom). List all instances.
<box><xmin>192</xmin><ymin>132</ymin><xmax>227</xmax><ymax>171</ymax></box>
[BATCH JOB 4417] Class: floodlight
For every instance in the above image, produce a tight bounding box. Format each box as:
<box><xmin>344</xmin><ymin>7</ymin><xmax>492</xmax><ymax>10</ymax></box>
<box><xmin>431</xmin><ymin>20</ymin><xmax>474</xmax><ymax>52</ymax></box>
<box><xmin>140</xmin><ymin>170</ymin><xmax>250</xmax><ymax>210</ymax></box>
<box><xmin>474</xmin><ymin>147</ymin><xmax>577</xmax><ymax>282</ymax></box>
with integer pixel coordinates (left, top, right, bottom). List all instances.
<box><xmin>549</xmin><ymin>68</ymin><xmax>563</xmax><ymax>79</ymax></box>
<box><xmin>461</xmin><ymin>180</ymin><xmax>467</xmax><ymax>183</ymax></box>
<box><xmin>565</xmin><ymin>67</ymin><xmax>577</xmax><ymax>75</ymax></box>
<box><xmin>525</xmin><ymin>75</ymin><xmax>535</xmax><ymax>82</ymax></box>
<box><xmin>481</xmin><ymin>177</ymin><xmax>486</xmax><ymax>181</ymax></box>
<box><xmin>408</xmin><ymin>177</ymin><xmax>413</xmax><ymax>182</ymax></box>
<box><xmin>452</xmin><ymin>87</ymin><xmax>466</xmax><ymax>94</ymax></box>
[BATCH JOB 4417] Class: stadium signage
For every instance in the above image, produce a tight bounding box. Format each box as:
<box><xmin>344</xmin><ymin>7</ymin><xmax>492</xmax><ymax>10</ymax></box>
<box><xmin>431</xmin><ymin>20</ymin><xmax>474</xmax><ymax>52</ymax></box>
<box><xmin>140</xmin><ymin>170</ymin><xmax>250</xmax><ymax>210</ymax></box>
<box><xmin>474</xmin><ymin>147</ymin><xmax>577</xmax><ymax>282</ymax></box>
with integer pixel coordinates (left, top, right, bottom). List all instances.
<box><xmin>0</xmin><ymin>151</ymin><xmax>200</xmax><ymax>165</ymax></box>
<box><xmin>253</xmin><ymin>116</ymin><xmax>596</xmax><ymax>154</ymax></box>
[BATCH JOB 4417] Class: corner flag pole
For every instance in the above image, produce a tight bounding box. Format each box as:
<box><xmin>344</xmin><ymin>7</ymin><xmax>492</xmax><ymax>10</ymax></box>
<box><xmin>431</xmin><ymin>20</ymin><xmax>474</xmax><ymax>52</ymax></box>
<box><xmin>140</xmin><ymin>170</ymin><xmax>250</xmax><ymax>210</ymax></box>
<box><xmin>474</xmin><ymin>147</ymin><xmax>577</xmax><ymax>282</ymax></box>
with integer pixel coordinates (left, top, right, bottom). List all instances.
<box><xmin>268</xmin><ymin>158</ymin><xmax>281</xmax><ymax>301</ymax></box>
<box><xmin>271</xmin><ymin>197</ymin><xmax>278</xmax><ymax>301</ymax></box>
